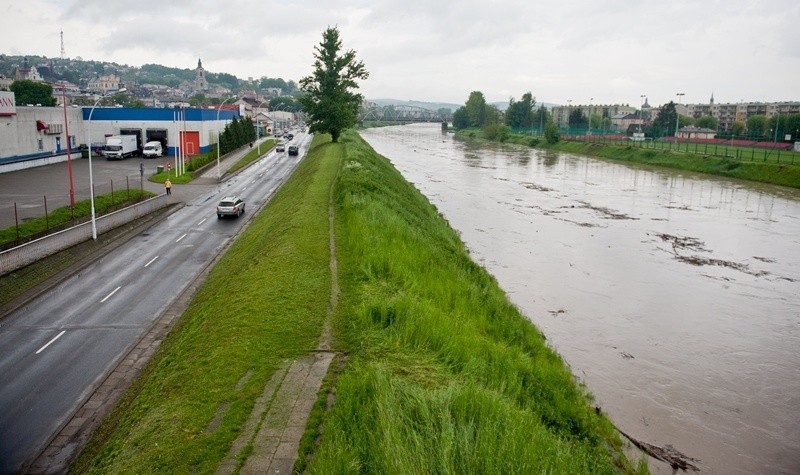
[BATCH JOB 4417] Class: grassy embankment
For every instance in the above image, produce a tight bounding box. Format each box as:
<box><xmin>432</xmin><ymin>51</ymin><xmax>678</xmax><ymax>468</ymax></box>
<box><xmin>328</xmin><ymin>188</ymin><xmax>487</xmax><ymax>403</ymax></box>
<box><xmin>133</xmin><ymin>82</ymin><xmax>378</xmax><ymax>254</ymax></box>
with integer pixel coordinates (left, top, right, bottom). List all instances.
<box><xmin>73</xmin><ymin>131</ymin><xmax>644</xmax><ymax>473</ymax></box>
<box><xmin>455</xmin><ymin>128</ymin><xmax>800</xmax><ymax>189</ymax></box>
<box><xmin>0</xmin><ymin>189</ymin><xmax>155</xmax><ymax>249</ymax></box>
<box><xmin>303</xmin><ymin>131</ymin><xmax>643</xmax><ymax>473</ymax></box>
<box><xmin>72</xmin><ymin>135</ymin><xmax>334</xmax><ymax>473</ymax></box>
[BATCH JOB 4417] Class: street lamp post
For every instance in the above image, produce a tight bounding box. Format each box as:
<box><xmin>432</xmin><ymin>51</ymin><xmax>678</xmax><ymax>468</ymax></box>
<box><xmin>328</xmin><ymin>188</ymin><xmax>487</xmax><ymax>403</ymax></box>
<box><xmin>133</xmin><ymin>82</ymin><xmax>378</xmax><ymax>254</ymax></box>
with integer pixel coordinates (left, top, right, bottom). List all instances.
<box><xmin>86</xmin><ymin>87</ymin><xmax>127</xmax><ymax>240</ymax></box>
<box><xmin>639</xmin><ymin>94</ymin><xmax>646</xmax><ymax>134</ymax></box>
<box><xmin>773</xmin><ymin>112</ymin><xmax>780</xmax><ymax>143</ymax></box>
<box><xmin>216</xmin><ymin>95</ymin><xmax>237</xmax><ymax>179</ymax></box>
<box><xmin>256</xmin><ymin>100</ymin><xmax>269</xmax><ymax>155</ymax></box>
<box><xmin>539</xmin><ymin>105</ymin><xmax>544</xmax><ymax>137</ymax></box>
<box><xmin>274</xmin><ymin>104</ymin><xmax>286</xmax><ymax>132</ymax></box>
<box><xmin>675</xmin><ymin>92</ymin><xmax>685</xmax><ymax>139</ymax></box>
<box><xmin>587</xmin><ymin>97</ymin><xmax>593</xmax><ymax>135</ymax></box>
<box><xmin>565</xmin><ymin>100</ymin><xmax>572</xmax><ymax>131</ymax></box>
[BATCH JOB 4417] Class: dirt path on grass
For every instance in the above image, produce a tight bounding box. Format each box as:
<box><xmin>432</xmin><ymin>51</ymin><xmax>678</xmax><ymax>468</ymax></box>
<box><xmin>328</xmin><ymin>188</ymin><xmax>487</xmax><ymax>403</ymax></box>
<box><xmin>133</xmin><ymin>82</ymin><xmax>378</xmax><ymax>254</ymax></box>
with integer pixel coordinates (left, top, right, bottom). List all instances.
<box><xmin>216</xmin><ymin>157</ymin><xmax>341</xmax><ymax>474</ymax></box>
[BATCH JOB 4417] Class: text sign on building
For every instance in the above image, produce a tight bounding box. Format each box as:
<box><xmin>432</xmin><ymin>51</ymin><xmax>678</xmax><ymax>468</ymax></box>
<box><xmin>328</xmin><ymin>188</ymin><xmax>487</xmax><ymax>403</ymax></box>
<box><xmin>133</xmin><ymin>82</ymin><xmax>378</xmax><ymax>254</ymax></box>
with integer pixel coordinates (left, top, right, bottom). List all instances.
<box><xmin>0</xmin><ymin>91</ymin><xmax>16</xmax><ymax>116</ymax></box>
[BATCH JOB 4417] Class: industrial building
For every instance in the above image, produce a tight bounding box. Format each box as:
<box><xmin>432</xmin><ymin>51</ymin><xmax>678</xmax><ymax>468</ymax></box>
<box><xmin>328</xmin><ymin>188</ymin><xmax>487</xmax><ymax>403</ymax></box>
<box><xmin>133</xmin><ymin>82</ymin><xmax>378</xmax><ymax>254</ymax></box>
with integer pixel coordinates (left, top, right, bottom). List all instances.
<box><xmin>1</xmin><ymin>91</ymin><xmax>240</xmax><ymax>172</ymax></box>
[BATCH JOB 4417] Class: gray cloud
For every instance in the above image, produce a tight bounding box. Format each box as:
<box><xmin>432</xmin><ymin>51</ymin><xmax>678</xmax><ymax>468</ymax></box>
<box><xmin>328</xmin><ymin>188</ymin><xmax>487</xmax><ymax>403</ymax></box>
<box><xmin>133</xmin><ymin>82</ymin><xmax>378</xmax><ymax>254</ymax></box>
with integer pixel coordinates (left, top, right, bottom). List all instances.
<box><xmin>3</xmin><ymin>0</ymin><xmax>798</xmax><ymax>105</ymax></box>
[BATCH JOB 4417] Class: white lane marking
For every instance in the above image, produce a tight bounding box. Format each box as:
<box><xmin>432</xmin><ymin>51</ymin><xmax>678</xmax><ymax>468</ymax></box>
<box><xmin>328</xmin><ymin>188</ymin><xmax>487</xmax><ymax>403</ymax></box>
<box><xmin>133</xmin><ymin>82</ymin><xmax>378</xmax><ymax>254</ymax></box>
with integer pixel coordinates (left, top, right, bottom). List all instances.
<box><xmin>198</xmin><ymin>218</ymin><xmax>207</xmax><ymax>226</ymax></box>
<box><xmin>176</xmin><ymin>233</ymin><xmax>187</xmax><ymax>243</ymax></box>
<box><xmin>101</xmin><ymin>286</ymin><xmax>122</xmax><ymax>303</ymax></box>
<box><xmin>144</xmin><ymin>256</ymin><xmax>159</xmax><ymax>268</ymax></box>
<box><xmin>36</xmin><ymin>330</ymin><xmax>66</xmax><ymax>354</ymax></box>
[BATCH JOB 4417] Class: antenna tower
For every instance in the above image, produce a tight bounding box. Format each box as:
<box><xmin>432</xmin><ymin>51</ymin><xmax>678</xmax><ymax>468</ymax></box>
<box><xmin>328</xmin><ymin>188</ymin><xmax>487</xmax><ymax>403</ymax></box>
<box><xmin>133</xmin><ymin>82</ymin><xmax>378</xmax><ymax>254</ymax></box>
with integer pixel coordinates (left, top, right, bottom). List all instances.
<box><xmin>60</xmin><ymin>30</ymin><xmax>66</xmax><ymax>59</ymax></box>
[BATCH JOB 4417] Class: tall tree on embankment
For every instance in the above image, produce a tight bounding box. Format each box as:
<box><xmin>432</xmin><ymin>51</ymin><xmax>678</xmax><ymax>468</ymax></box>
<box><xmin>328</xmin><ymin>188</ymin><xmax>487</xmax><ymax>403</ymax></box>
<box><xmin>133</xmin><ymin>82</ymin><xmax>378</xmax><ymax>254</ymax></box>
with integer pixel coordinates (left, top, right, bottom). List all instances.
<box><xmin>506</xmin><ymin>92</ymin><xmax>535</xmax><ymax>128</ymax></box>
<box><xmin>300</xmin><ymin>27</ymin><xmax>369</xmax><ymax>143</ymax></box>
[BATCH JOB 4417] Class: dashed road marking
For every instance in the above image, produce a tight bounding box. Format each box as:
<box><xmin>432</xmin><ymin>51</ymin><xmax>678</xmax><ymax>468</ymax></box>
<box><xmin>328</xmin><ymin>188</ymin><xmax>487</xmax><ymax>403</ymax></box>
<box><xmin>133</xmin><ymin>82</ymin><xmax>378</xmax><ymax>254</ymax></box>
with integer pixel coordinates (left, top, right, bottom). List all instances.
<box><xmin>36</xmin><ymin>330</ymin><xmax>66</xmax><ymax>354</ymax></box>
<box><xmin>101</xmin><ymin>286</ymin><xmax>122</xmax><ymax>303</ymax></box>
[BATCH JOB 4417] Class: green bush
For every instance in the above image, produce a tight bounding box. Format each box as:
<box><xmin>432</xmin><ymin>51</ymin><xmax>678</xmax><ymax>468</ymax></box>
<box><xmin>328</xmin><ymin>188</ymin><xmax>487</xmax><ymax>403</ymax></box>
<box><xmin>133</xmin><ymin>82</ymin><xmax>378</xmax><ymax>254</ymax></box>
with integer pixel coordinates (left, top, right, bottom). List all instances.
<box><xmin>483</xmin><ymin>124</ymin><xmax>510</xmax><ymax>142</ymax></box>
<box><xmin>544</xmin><ymin>121</ymin><xmax>561</xmax><ymax>144</ymax></box>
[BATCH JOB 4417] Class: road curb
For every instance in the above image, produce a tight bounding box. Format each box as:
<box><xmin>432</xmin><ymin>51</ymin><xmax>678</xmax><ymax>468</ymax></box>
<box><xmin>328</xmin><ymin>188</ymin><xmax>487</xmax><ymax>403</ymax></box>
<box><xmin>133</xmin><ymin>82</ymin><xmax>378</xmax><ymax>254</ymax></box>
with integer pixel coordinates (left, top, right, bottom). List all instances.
<box><xmin>26</xmin><ymin>203</ymin><xmax>237</xmax><ymax>474</ymax></box>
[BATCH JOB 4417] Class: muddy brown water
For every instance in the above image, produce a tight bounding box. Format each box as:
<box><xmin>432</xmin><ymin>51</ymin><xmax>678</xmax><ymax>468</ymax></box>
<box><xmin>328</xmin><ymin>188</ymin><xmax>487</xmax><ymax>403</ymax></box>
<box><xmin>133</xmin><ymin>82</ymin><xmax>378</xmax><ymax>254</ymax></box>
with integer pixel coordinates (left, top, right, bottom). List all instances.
<box><xmin>361</xmin><ymin>124</ymin><xmax>800</xmax><ymax>474</ymax></box>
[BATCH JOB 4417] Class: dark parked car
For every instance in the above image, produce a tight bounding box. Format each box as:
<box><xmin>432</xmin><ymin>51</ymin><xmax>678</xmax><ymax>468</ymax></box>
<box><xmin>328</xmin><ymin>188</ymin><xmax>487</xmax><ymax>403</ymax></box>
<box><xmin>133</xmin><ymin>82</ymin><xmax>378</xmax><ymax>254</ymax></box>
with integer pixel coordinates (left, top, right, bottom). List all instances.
<box><xmin>288</xmin><ymin>145</ymin><xmax>299</xmax><ymax>156</ymax></box>
<box><xmin>216</xmin><ymin>196</ymin><xmax>245</xmax><ymax>218</ymax></box>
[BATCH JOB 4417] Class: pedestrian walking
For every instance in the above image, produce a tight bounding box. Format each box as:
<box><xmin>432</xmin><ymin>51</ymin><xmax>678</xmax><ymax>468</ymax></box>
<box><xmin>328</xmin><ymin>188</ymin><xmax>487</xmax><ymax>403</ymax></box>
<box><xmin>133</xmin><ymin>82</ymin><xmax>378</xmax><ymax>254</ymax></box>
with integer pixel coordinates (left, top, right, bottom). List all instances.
<box><xmin>165</xmin><ymin>178</ymin><xmax>172</xmax><ymax>195</ymax></box>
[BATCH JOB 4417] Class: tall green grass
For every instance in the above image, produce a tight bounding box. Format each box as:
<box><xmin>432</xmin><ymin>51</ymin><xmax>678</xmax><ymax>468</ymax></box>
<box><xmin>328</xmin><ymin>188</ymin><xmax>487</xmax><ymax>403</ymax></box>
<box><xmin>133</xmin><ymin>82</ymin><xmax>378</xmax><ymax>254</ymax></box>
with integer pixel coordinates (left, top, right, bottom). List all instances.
<box><xmin>71</xmin><ymin>135</ymin><xmax>337</xmax><ymax>474</ymax></box>
<box><xmin>306</xmin><ymin>131</ymin><xmax>643</xmax><ymax>473</ymax></box>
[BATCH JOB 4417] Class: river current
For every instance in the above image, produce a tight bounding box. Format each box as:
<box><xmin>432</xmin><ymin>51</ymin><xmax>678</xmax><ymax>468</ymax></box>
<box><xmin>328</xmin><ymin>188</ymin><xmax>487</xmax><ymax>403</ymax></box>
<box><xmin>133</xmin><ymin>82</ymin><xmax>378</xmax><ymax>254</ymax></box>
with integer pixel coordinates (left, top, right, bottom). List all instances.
<box><xmin>360</xmin><ymin>124</ymin><xmax>800</xmax><ymax>474</ymax></box>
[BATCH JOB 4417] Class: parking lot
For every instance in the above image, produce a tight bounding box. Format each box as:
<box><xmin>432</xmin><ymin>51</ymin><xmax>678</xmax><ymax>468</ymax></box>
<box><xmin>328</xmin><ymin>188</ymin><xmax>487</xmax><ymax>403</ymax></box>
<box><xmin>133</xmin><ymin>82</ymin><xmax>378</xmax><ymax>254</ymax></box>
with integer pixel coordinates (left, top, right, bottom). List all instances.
<box><xmin>1</xmin><ymin>154</ymin><xmax>189</xmax><ymax>229</ymax></box>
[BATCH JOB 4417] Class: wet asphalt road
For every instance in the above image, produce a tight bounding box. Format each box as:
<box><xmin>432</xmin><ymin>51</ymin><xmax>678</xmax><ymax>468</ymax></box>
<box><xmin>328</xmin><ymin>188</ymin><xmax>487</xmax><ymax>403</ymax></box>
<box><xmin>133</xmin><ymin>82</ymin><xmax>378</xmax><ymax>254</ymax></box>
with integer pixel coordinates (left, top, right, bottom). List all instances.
<box><xmin>0</xmin><ymin>135</ymin><xmax>309</xmax><ymax>473</ymax></box>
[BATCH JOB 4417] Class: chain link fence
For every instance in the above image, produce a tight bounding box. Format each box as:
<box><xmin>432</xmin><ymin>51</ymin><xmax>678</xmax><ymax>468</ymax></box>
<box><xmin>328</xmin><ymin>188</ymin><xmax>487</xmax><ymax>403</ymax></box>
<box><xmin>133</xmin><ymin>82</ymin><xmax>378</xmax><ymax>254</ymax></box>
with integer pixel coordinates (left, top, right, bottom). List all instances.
<box><xmin>1</xmin><ymin>174</ymin><xmax>152</xmax><ymax>249</ymax></box>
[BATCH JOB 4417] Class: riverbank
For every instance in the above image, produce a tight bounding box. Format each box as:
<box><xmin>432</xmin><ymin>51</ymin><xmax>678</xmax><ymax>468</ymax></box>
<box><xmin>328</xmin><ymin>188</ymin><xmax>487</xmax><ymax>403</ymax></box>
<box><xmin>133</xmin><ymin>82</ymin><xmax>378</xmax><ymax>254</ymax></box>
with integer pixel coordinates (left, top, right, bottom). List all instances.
<box><xmin>71</xmin><ymin>130</ymin><xmax>645</xmax><ymax>473</ymax></box>
<box><xmin>454</xmin><ymin>128</ymin><xmax>800</xmax><ymax>189</ymax></box>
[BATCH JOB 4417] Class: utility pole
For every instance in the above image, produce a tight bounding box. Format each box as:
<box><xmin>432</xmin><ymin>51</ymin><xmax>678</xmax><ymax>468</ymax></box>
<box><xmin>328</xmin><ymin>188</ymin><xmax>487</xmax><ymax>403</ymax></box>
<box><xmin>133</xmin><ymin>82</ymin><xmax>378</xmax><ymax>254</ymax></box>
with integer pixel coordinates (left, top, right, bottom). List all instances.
<box><xmin>58</xmin><ymin>82</ymin><xmax>75</xmax><ymax>207</ymax></box>
<box><xmin>675</xmin><ymin>92</ymin><xmax>685</xmax><ymax>137</ymax></box>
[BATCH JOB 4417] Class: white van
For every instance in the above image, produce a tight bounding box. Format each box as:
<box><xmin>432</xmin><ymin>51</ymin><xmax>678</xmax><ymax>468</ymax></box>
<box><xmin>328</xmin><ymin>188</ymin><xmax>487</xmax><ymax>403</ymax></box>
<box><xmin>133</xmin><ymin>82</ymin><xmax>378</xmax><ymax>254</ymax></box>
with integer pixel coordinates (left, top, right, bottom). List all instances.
<box><xmin>143</xmin><ymin>141</ymin><xmax>163</xmax><ymax>158</ymax></box>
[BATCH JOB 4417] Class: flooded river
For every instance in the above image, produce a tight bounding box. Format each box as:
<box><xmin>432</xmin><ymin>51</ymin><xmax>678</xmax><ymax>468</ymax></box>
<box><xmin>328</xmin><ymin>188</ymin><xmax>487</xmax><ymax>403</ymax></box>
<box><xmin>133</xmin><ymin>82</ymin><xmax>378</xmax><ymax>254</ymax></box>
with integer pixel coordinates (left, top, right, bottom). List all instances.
<box><xmin>360</xmin><ymin>124</ymin><xmax>800</xmax><ymax>474</ymax></box>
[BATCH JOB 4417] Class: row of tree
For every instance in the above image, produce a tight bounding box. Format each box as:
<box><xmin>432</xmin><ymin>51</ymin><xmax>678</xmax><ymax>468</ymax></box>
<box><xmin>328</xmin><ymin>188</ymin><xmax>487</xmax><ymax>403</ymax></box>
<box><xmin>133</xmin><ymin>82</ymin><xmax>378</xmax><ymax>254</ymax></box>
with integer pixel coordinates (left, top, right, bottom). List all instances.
<box><xmin>451</xmin><ymin>91</ymin><xmax>560</xmax><ymax>143</ymax></box>
<box><xmin>451</xmin><ymin>91</ymin><xmax>552</xmax><ymax>130</ymax></box>
<box><xmin>218</xmin><ymin>116</ymin><xmax>257</xmax><ymax>155</ymax></box>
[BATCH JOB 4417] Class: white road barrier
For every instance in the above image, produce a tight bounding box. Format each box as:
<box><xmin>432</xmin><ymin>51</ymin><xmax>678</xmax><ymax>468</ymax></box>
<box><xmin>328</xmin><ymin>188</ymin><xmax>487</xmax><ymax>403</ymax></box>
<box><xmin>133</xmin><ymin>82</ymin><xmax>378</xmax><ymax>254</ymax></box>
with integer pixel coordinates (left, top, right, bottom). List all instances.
<box><xmin>1</xmin><ymin>194</ymin><xmax>169</xmax><ymax>276</ymax></box>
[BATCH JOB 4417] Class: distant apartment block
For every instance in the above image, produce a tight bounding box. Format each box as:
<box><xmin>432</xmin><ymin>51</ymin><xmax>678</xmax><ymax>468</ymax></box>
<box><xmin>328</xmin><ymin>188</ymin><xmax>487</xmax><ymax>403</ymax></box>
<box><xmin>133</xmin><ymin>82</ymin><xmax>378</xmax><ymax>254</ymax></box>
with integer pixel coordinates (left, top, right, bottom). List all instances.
<box><xmin>554</xmin><ymin>97</ymin><xmax>799</xmax><ymax>133</ymax></box>
<box><xmin>552</xmin><ymin>103</ymin><xmax>637</xmax><ymax>128</ymax></box>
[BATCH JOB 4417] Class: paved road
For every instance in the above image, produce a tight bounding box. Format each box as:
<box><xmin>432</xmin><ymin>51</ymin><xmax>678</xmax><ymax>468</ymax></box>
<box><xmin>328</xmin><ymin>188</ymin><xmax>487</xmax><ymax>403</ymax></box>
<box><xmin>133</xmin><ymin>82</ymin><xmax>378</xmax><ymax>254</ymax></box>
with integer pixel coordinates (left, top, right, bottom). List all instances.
<box><xmin>0</xmin><ymin>134</ymin><xmax>309</xmax><ymax>474</ymax></box>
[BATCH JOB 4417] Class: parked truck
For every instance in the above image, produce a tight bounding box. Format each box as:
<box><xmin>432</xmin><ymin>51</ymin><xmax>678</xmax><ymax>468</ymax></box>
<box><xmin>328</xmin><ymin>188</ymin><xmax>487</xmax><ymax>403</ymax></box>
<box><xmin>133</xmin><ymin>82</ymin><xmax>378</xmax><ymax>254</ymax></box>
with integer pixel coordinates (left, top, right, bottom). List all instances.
<box><xmin>104</xmin><ymin>135</ymin><xmax>138</xmax><ymax>160</ymax></box>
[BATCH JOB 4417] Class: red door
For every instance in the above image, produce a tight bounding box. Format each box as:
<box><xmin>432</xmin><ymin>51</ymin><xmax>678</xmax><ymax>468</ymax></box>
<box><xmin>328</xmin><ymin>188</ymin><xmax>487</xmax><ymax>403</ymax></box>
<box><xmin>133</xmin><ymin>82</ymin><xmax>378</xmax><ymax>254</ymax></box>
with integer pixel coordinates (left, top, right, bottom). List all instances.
<box><xmin>180</xmin><ymin>131</ymin><xmax>200</xmax><ymax>157</ymax></box>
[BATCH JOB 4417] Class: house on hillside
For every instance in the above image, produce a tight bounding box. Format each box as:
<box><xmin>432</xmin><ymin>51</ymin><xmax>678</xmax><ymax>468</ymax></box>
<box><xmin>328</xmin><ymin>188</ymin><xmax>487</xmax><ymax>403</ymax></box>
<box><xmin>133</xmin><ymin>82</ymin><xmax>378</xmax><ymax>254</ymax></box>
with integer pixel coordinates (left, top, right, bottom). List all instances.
<box><xmin>235</xmin><ymin>97</ymin><xmax>269</xmax><ymax>119</ymax></box>
<box><xmin>87</xmin><ymin>74</ymin><xmax>122</xmax><ymax>93</ymax></box>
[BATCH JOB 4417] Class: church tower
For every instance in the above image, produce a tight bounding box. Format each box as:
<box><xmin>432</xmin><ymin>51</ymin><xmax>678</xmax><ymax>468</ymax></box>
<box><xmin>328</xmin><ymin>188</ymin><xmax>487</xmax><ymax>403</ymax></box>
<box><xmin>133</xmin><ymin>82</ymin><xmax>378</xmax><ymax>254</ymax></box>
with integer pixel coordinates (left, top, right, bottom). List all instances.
<box><xmin>194</xmin><ymin>58</ymin><xmax>209</xmax><ymax>92</ymax></box>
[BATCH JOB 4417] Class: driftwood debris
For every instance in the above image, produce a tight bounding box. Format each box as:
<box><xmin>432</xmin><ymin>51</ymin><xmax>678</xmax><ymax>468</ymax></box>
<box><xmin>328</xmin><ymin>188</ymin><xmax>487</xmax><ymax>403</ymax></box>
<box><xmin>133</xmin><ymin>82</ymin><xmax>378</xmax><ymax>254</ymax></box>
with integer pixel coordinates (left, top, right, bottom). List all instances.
<box><xmin>618</xmin><ymin>427</ymin><xmax>701</xmax><ymax>472</ymax></box>
<box><xmin>594</xmin><ymin>406</ymin><xmax>700</xmax><ymax>472</ymax></box>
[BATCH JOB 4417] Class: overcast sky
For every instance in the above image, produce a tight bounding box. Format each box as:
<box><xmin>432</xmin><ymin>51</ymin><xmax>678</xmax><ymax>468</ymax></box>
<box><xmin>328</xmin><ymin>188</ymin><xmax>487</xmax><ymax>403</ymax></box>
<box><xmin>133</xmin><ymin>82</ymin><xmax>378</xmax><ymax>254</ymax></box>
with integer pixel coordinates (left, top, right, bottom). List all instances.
<box><xmin>2</xmin><ymin>0</ymin><xmax>798</xmax><ymax>108</ymax></box>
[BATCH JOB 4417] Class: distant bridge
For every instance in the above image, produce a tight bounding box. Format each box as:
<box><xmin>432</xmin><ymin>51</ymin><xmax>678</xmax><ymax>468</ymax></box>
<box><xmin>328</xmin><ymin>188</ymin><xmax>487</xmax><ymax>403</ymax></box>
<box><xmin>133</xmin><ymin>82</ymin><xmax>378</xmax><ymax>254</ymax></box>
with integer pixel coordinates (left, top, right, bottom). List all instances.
<box><xmin>359</xmin><ymin>105</ymin><xmax>449</xmax><ymax>123</ymax></box>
